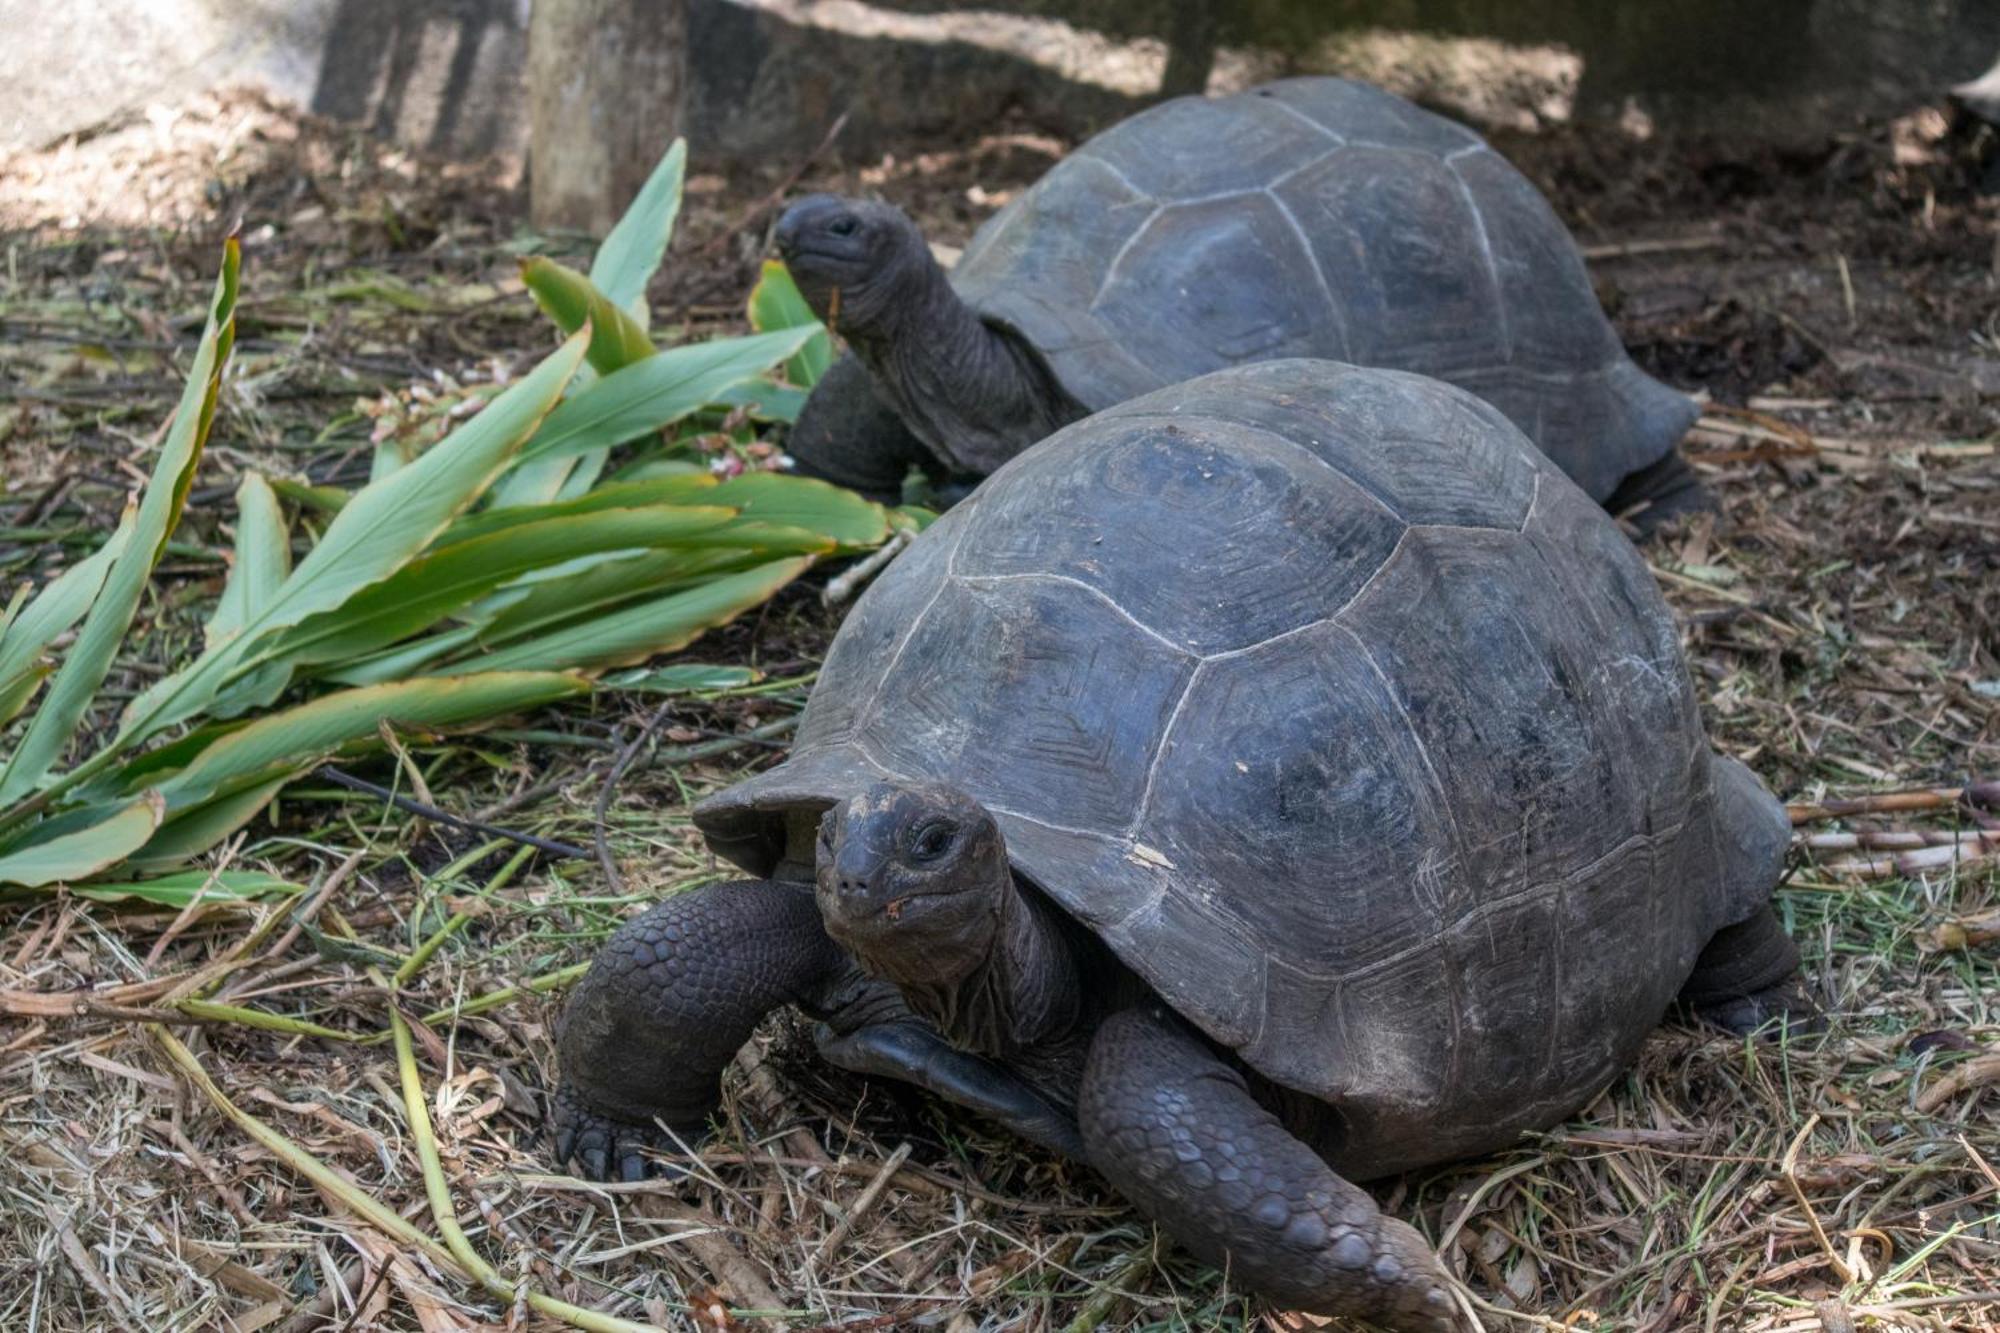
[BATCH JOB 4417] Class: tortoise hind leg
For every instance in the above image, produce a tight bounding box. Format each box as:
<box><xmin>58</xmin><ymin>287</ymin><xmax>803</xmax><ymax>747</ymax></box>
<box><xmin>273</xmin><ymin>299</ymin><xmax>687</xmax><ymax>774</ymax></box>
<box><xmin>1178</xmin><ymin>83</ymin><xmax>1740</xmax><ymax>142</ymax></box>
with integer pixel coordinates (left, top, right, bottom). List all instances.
<box><xmin>1604</xmin><ymin>449</ymin><xmax>1716</xmax><ymax>539</ymax></box>
<box><xmin>1078</xmin><ymin>1007</ymin><xmax>1461</xmax><ymax>1332</ymax></box>
<box><xmin>1677</xmin><ymin>906</ymin><xmax>1822</xmax><ymax>1037</ymax></box>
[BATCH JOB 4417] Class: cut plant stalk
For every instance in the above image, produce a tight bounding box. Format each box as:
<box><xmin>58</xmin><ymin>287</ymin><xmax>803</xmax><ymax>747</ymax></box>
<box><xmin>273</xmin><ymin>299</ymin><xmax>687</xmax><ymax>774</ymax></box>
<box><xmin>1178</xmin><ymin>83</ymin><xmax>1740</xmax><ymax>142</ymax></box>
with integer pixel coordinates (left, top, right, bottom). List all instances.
<box><xmin>386</xmin><ymin>1006</ymin><xmax>674</xmax><ymax>1333</ymax></box>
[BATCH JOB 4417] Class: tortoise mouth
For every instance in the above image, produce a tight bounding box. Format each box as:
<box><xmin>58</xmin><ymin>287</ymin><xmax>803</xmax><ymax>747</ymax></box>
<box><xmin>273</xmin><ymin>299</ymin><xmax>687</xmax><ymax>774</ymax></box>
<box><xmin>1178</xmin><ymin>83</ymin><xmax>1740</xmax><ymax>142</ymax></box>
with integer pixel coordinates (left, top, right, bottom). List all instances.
<box><xmin>827</xmin><ymin>886</ymin><xmax>961</xmax><ymax>930</ymax></box>
<box><xmin>778</xmin><ymin>239</ymin><xmax>868</xmax><ymax>270</ymax></box>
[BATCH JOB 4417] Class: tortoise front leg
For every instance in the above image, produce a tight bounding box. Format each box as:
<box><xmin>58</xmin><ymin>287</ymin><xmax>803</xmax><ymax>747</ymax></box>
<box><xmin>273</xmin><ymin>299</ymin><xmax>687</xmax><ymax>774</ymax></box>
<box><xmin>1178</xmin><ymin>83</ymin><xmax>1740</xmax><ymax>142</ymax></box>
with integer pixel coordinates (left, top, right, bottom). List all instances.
<box><xmin>552</xmin><ymin>879</ymin><xmax>843</xmax><ymax>1180</ymax></box>
<box><xmin>817</xmin><ymin>1017</ymin><xmax>1085</xmax><ymax>1159</ymax></box>
<box><xmin>786</xmin><ymin>354</ymin><xmax>936</xmax><ymax>504</ymax></box>
<box><xmin>1078</xmin><ymin>1008</ymin><xmax>1461</xmax><ymax>1332</ymax></box>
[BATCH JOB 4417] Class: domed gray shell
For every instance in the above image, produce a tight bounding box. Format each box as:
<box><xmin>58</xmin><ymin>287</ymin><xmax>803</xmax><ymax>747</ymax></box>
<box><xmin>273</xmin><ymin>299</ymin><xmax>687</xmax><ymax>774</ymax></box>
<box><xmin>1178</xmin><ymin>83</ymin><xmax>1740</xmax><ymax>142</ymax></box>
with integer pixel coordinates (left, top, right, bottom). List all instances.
<box><xmin>948</xmin><ymin>77</ymin><xmax>1697</xmax><ymax>504</ymax></box>
<box><xmin>697</xmin><ymin>361</ymin><xmax>1757</xmax><ymax>1172</ymax></box>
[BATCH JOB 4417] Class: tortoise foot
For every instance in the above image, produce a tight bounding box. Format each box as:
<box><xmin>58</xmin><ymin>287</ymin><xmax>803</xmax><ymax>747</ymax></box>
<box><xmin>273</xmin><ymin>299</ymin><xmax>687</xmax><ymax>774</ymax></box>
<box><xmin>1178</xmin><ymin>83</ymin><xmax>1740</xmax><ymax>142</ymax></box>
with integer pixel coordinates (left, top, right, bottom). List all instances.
<box><xmin>1606</xmin><ymin>449</ymin><xmax>1716</xmax><ymax>539</ymax></box>
<box><xmin>1690</xmin><ymin>976</ymin><xmax>1826</xmax><ymax>1041</ymax></box>
<box><xmin>550</xmin><ymin>1081</ymin><xmax>706</xmax><ymax>1182</ymax></box>
<box><xmin>1678</xmin><ymin>908</ymin><xmax>1820</xmax><ymax>1040</ymax></box>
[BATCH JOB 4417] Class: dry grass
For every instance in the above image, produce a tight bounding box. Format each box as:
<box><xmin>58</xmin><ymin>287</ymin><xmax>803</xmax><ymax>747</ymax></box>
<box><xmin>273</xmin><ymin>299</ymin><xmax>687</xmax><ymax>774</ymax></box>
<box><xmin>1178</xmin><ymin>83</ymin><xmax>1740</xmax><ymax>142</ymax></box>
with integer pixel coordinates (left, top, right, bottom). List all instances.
<box><xmin>2</xmin><ymin>90</ymin><xmax>1998</xmax><ymax>1333</ymax></box>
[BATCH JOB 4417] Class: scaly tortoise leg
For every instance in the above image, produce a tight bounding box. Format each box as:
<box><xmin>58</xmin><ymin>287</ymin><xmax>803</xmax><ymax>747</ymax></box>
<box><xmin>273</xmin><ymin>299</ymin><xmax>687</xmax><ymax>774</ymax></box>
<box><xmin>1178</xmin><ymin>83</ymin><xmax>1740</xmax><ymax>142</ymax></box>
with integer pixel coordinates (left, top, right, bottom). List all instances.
<box><xmin>1677</xmin><ymin>905</ymin><xmax>1822</xmax><ymax>1038</ymax></box>
<box><xmin>1604</xmin><ymin>449</ymin><xmax>1716</xmax><ymax>539</ymax></box>
<box><xmin>551</xmin><ymin>878</ymin><xmax>843</xmax><ymax>1180</ymax></box>
<box><xmin>1078</xmin><ymin>1008</ymin><xmax>1461</xmax><ymax>1332</ymax></box>
<box><xmin>817</xmin><ymin>1016</ymin><xmax>1085</xmax><ymax>1159</ymax></box>
<box><xmin>786</xmin><ymin>353</ymin><xmax>937</xmax><ymax>505</ymax></box>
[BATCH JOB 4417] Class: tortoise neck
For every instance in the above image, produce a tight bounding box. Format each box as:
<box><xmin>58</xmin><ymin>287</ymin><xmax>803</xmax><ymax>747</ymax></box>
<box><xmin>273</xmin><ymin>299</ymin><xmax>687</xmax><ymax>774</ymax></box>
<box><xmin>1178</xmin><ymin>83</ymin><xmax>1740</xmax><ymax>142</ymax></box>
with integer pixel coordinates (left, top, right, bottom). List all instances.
<box><xmin>843</xmin><ymin>262</ymin><xmax>1082</xmax><ymax>475</ymax></box>
<box><xmin>904</xmin><ymin>872</ymin><xmax>1083</xmax><ymax>1058</ymax></box>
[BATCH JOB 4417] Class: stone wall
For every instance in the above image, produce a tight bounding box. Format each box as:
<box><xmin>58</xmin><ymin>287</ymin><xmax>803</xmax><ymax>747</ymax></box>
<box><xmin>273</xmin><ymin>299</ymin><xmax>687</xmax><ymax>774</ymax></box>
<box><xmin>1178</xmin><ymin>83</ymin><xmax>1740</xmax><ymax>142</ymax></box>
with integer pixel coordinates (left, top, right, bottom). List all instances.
<box><xmin>3</xmin><ymin>0</ymin><xmax>1995</xmax><ymax>169</ymax></box>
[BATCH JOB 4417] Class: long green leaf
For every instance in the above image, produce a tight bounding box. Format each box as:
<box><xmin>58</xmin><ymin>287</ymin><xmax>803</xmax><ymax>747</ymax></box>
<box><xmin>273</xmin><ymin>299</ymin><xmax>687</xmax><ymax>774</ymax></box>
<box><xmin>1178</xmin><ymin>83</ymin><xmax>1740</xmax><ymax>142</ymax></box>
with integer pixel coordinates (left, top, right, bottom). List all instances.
<box><xmin>707</xmin><ymin>473</ymin><xmax>891</xmax><ymax>549</ymax></box>
<box><xmin>152</xmin><ymin>672</ymin><xmax>590</xmax><ymax>813</ymax></box>
<box><xmin>522</xmin><ymin>258</ymin><xmax>656</xmax><ymax>375</ymax></box>
<box><xmin>747</xmin><ymin>260</ymin><xmax>832</xmax><ymax>388</ymax></box>
<box><xmin>0</xmin><ymin>793</ymin><xmax>164</xmax><ymax>887</ymax></box>
<box><xmin>73</xmin><ymin>869</ymin><xmax>301</xmax><ymax>906</ymax></box>
<box><xmin>203</xmin><ymin>472</ymin><xmax>295</xmax><ymax>717</ymax></box>
<box><xmin>495</xmin><ymin>141</ymin><xmax>685</xmax><ymax>515</ymax></box>
<box><xmin>130</xmin><ymin>775</ymin><xmax>295</xmax><ymax>869</ymax></box>
<box><xmin>0</xmin><ymin>583</ymin><xmax>25</xmax><ymax>640</ymax></box>
<box><xmin>117</xmin><ymin>328</ymin><xmax>590</xmax><ymax>748</ymax></box>
<box><xmin>458</xmin><ymin>547</ymin><xmax>768</xmax><ymax>652</ymax></box>
<box><xmin>0</xmin><ymin>506</ymin><xmax>137</xmax><ymax>725</ymax></box>
<box><xmin>604</xmin><ymin>664</ymin><xmax>763</xmax><ymax>694</ymax></box>
<box><xmin>313</xmin><ymin>626</ymin><xmax>482</xmax><ymax>688</ymax></box>
<box><xmin>260</xmin><ymin>504</ymin><xmax>741</xmax><ymax>668</ymax></box>
<box><xmin>488</xmin><ymin>450</ymin><xmax>585</xmax><ymax>511</ymax></box>
<box><xmin>206</xmin><ymin>473</ymin><xmax>292</xmax><ymax>648</ymax></box>
<box><xmin>591</xmin><ymin>138</ymin><xmax>686</xmax><ymax>324</ymax></box>
<box><xmin>0</xmin><ymin>241</ymin><xmax>240</xmax><ymax>804</ymax></box>
<box><xmin>0</xmin><ymin>670</ymin><xmax>45</xmax><ymax>729</ymax></box>
<box><xmin>717</xmin><ymin>376</ymin><xmax>809</xmax><ymax>425</ymax></box>
<box><xmin>451</xmin><ymin>558</ymin><xmax>811</xmax><ymax>674</ymax></box>
<box><xmin>516</xmin><ymin>328</ymin><xmax>818</xmax><ymax>467</ymax></box>
<box><xmin>438</xmin><ymin>475</ymin><xmax>722</xmax><ymax>548</ymax></box>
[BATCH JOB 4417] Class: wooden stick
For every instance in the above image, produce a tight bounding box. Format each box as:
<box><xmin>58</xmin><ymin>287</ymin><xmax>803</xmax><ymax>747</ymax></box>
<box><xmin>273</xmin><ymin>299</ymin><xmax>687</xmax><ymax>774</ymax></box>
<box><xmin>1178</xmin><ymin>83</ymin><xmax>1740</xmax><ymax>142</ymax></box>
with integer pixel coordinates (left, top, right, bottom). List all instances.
<box><xmin>1581</xmin><ymin>233</ymin><xmax>1729</xmax><ymax>260</ymax></box>
<box><xmin>1800</xmin><ymin>829</ymin><xmax>1995</xmax><ymax>850</ymax></box>
<box><xmin>1819</xmin><ymin>842</ymin><xmax>2000</xmax><ymax>880</ymax></box>
<box><xmin>1787</xmin><ymin>781</ymin><xmax>1999</xmax><ymax>824</ymax></box>
<box><xmin>812</xmin><ymin>1141</ymin><xmax>914</xmax><ymax>1269</ymax></box>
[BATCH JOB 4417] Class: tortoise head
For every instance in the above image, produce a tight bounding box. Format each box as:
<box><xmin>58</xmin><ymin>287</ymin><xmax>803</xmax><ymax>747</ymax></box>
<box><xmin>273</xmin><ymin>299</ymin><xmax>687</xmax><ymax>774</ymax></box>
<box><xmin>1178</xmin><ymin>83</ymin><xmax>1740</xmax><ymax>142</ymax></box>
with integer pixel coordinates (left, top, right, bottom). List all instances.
<box><xmin>774</xmin><ymin>194</ymin><xmax>932</xmax><ymax>336</ymax></box>
<box><xmin>815</xmin><ymin>780</ymin><xmax>1009</xmax><ymax>986</ymax></box>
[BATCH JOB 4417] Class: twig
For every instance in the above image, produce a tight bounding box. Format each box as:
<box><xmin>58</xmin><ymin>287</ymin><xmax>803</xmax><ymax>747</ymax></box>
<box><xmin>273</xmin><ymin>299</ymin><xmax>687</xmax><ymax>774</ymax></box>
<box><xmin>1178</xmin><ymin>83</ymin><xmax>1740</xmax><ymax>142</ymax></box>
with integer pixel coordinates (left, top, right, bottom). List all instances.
<box><xmin>1580</xmin><ymin>233</ymin><xmax>1729</xmax><ymax>260</ymax></box>
<box><xmin>1916</xmin><ymin>1053</ymin><xmax>2000</xmax><ymax>1114</ymax></box>
<box><xmin>1779</xmin><ymin>1114</ymin><xmax>1854</xmax><ymax>1283</ymax></box>
<box><xmin>1819</xmin><ymin>841</ymin><xmax>2000</xmax><ymax>880</ymax></box>
<box><xmin>1787</xmin><ymin>781</ymin><xmax>1998</xmax><ymax>824</ymax></box>
<box><xmin>812</xmin><ymin>1141</ymin><xmax>914</xmax><ymax>1269</ymax></box>
<box><xmin>823</xmin><ymin>529</ymin><xmax>910</xmax><ymax>607</ymax></box>
<box><xmin>315</xmin><ymin>765</ymin><xmax>589</xmax><ymax>859</ymax></box>
<box><xmin>259</xmin><ymin>846</ymin><xmax>370</xmax><ymax>963</ymax></box>
<box><xmin>382</xmin><ymin>1006</ymin><xmax>673</xmax><ymax>1332</ymax></box>
<box><xmin>1800</xmin><ymin>829</ymin><xmax>1993</xmax><ymax>850</ymax></box>
<box><xmin>1061</xmin><ymin>1242</ymin><xmax>1158</xmax><ymax>1333</ymax></box>
<box><xmin>696</xmin><ymin>111</ymin><xmax>852</xmax><ymax>259</ymax></box>
<box><xmin>654</xmin><ymin>716</ymin><xmax>800</xmax><ymax>766</ymax></box>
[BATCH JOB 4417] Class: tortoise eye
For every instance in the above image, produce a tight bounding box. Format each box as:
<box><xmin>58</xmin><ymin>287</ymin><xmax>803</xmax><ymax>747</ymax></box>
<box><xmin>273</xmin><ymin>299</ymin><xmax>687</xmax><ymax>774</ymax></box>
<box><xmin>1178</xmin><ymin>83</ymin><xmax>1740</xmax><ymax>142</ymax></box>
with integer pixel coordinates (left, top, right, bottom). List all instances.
<box><xmin>827</xmin><ymin>215</ymin><xmax>859</xmax><ymax>238</ymax></box>
<box><xmin>909</xmin><ymin>820</ymin><xmax>957</xmax><ymax>862</ymax></box>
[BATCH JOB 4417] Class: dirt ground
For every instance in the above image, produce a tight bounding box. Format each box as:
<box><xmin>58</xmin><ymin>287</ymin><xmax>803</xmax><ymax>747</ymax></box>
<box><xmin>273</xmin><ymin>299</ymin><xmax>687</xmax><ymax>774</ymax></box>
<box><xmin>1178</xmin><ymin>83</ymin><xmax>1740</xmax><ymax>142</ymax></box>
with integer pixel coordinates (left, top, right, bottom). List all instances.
<box><xmin>1</xmin><ymin>83</ymin><xmax>1997</xmax><ymax>1333</ymax></box>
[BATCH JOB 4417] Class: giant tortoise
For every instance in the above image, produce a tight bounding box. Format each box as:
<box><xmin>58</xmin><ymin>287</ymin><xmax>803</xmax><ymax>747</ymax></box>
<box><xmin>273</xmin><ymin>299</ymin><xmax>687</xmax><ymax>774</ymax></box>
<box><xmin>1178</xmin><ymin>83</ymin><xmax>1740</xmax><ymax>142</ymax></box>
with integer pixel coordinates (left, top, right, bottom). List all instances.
<box><xmin>776</xmin><ymin>76</ymin><xmax>1705</xmax><ymax>529</ymax></box>
<box><xmin>552</xmin><ymin>360</ymin><xmax>1806</xmax><ymax>1330</ymax></box>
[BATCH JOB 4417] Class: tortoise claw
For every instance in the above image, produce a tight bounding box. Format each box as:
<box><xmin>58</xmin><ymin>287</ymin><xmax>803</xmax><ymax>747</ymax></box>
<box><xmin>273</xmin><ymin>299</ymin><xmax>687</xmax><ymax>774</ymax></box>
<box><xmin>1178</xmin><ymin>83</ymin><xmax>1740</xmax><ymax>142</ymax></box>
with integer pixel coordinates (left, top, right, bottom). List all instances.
<box><xmin>549</xmin><ymin>1079</ymin><xmax>704</xmax><ymax>1181</ymax></box>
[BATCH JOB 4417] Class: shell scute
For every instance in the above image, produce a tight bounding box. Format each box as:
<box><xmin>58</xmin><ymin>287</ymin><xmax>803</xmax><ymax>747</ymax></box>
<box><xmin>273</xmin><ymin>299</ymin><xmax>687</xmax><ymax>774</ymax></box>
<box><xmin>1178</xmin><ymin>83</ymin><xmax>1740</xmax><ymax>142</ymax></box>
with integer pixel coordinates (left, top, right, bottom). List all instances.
<box><xmin>1089</xmin><ymin>193</ymin><xmax>1339</xmax><ymax>370</ymax></box>
<box><xmin>1271</xmin><ymin>146</ymin><xmax>1510</xmax><ymax>374</ymax></box>
<box><xmin>953</xmin><ymin>418</ymin><xmax>1406</xmax><ymax>653</ymax></box>
<box><xmin>856</xmin><ymin>575</ymin><xmax>1196</xmax><ymax>835</ymax></box>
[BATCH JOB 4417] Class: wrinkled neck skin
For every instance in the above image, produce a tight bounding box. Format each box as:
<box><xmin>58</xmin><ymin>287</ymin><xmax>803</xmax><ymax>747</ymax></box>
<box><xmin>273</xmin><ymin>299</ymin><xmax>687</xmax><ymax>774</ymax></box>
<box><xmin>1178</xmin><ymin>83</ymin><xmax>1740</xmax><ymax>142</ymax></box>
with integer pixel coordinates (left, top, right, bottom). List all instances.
<box><xmin>843</xmin><ymin>260</ymin><xmax>1085</xmax><ymax>476</ymax></box>
<box><xmin>832</xmin><ymin>840</ymin><xmax>1080</xmax><ymax>1072</ymax></box>
<box><xmin>906</xmin><ymin>871</ymin><xmax>1086</xmax><ymax>1061</ymax></box>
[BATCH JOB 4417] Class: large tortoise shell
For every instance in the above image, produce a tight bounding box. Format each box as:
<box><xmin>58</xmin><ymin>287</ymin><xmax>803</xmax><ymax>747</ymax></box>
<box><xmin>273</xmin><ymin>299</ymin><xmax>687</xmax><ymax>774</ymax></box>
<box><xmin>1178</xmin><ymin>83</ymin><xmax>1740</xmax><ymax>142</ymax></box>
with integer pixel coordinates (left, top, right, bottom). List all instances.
<box><xmin>947</xmin><ymin>77</ymin><xmax>1696</xmax><ymax>502</ymax></box>
<box><xmin>699</xmin><ymin>361</ymin><xmax>1752</xmax><ymax>1172</ymax></box>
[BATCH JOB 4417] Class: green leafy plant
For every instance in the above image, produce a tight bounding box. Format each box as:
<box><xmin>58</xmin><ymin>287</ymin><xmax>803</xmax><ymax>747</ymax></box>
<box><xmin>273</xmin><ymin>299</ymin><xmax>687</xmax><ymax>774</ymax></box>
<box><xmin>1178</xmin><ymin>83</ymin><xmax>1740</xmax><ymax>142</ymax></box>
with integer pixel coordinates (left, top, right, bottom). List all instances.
<box><xmin>0</xmin><ymin>140</ymin><xmax>892</xmax><ymax>891</ymax></box>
